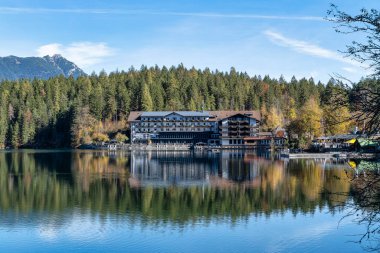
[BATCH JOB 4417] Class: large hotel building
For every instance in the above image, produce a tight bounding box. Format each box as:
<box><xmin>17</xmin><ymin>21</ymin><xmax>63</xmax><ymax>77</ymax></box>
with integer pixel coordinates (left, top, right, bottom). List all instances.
<box><xmin>127</xmin><ymin>111</ymin><xmax>286</xmax><ymax>147</ymax></box>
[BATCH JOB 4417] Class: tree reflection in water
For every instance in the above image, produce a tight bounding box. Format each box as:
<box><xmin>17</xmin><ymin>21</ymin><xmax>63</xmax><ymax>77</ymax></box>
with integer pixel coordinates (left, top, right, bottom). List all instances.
<box><xmin>0</xmin><ymin>150</ymin><xmax>353</xmax><ymax>224</ymax></box>
<box><xmin>330</xmin><ymin>159</ymin><xmax>380</xmax><ymax>251</ymax></box>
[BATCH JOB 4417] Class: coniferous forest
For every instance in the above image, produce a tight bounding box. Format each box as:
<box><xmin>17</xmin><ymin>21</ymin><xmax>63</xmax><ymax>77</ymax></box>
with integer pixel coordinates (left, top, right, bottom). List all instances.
<box><xmin>0</xmin><ymin>64</ymin><xmax>375</xmax><ymax>149</ymax></box>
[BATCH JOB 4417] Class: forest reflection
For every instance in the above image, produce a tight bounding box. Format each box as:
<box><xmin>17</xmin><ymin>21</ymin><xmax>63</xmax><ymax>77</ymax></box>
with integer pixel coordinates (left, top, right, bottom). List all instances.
<box><xmin>0</xmin><ymin>150</ymin><xmax>353</xmax><ymax>224</ymax></box>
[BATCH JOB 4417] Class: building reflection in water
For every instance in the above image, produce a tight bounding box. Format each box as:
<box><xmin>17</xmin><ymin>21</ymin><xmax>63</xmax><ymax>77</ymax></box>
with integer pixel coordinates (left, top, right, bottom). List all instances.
<box><xmin>0</xmin><ymin>150</ymin><xmax>358</xmax><ymax>221</ymax></box>
<box><xmin>128</xmin><ymin>150</ymin><xmax>350</xmax><ymax>188</ymax></box>
<box><xmin>129</xmin><ymin>151</ymin><xmax>283</xmax><ymax>187</ymax></box>
<box><xmin>0</xmin><ymin>150</ymin><xmax>378</xmax><ymax>251</ymax></box>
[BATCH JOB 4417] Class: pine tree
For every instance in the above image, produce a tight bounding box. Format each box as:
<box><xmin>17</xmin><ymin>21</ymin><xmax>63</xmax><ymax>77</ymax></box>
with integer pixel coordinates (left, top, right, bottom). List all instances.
<box><xmin>115</xmin><ymin>79</ymin><xmax>130</xmax><ymax>120</ymax></box>
<box><xmin>0</xmin><ymin>91</ymin><xmax>9</xmax><ymax>148</ymax></box>
<box><xmin>166</xmin><ymin>72</ymin><xmax>181</xmax><ymax>110</ymax></box>
<box><xmin>11</xmin><ymin>122</ymin><xmax>20</xmax><ymax>148</ymax></box>
<box><xmin>89</xmin><ymin>82</ymin><xmax>104</xmax><ymax>120</ymax></box>
<box><xmin>21</xmin><ymin>109</ymin><xmax>34</xmax><ymax>145</ymax></box>
<box><xmin>141</xmin><ymin>82</ymin><xmax>154</xmax><ymax>111</ymax></box>
<box><xmin>104</xmin><ymin>78</ymin><xmax>117</xmax><ymax>120</ymax></box>
<box><xmin>188</xmin><ymin>98</ymin><xmax>197</xmax><ymax>111</ymax></box>
<box><xmin>71</xmin><ymin>106</ymin><xmax>97</xmax><ymax>147</ymax></box>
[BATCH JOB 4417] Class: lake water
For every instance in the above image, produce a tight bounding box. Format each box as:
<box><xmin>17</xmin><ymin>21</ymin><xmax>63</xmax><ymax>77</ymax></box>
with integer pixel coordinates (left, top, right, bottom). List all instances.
<box><xmin>0</xmin><ymin>150</ymin><xmax>375</xmax><ymax>252</ymax></box>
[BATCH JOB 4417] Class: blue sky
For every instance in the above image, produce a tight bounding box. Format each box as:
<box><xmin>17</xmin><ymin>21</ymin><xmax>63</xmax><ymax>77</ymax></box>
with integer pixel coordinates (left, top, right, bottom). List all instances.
<box><xmin>0</xmin><ymin>0</ymin><xmax>377</xmax><ymax>82</ymax></box>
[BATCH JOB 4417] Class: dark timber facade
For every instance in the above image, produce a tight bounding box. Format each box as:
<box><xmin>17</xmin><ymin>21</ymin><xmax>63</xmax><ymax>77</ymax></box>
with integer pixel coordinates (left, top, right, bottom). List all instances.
<box><xmin>217</xmin><ymin>113</ymin><xmax>260</xmax><ymax>146</ymax></box>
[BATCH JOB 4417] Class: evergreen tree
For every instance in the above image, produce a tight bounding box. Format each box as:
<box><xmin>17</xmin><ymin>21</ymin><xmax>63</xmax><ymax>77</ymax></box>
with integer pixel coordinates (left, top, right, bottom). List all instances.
<box><xmin>11</xmin><ymin>122</ymin><xmax>20</xmax><ymax>148</ymax></box>
<box><xmin>21</xmin><ymin>109</ymin><xmax>34</xmax><ymax>145</ymax></box>
<box><xmin>0</xmin><ymin>91</ymin><xmax>9</xmax><ymax>148</ymax></box>
<box><xmin>89</xmin><ymin>82</ymin><xmax>104</xmax><ymax>120</ymax></box>
<box><xmin>0</xmin><ymin>64</ymin><xmax>368</xmax><ymax>148</ymax></box>
<box><xmin>166</xmin><ymin>72</ymin><xmax>181</xmax><ymax>110</ymax></box>
<box><xmin>141</xmin><ymin>82</ymin><xmax>154</xmax><ymax>111</ymax></box>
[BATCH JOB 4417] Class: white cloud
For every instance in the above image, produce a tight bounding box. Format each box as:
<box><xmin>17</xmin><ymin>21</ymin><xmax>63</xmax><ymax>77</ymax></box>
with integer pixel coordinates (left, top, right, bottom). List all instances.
<box><xmin>342</xmin><ymin>66</ymin><xmax>358</xmax><ymax>73</ymax></box>
<box><xmin>160</xmin><ymin>12</ymin><xmax>323</xmax><ymax>21</ymax></box>
<box><xmin>0</xmin><ymin>7</ymin><xmax>323</xmax><ymax>21</ymax></box>
<box><xmin>37</xmin><ymin>42</ymin><xmax>114</xmax><ymax>68</ymax></box>
<box><xmin>37</xmin><ymin>43</ymin><xmax>63</xmax><ymax>56</ymax></box>
<box><xmin>264</xmin><ymin>30</ymin><xmax>362</xmax><ymax>67</ymax></box>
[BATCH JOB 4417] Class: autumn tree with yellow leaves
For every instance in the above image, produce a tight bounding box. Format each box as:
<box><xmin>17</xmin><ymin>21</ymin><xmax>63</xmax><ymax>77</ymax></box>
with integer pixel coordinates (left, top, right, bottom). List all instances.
<box><xmin>323</xmin><ymin>105</ymin><xmax>353</xmax><ymax>135</ymax></box>
<box><xmin>287</xmin><ymin>97</ymin><xmax>323</xmax><ymax>148</ymax></box>
<box><xmin>300</xmin><ymin>97</ymin><xmax>323</xmax><ymax>139</ymax></box>
<box><xmin>265</xmin><ymin>106</ymin><xmax>284</xmax><ymax>130</ymax></box>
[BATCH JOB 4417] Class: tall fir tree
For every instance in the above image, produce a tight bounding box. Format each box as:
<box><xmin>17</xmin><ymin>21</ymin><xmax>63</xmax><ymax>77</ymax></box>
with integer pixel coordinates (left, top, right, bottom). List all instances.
<box><xmin>141</xmin><ymin>82</ymin><xmax>154</xmax><ymax>111</ymax></box>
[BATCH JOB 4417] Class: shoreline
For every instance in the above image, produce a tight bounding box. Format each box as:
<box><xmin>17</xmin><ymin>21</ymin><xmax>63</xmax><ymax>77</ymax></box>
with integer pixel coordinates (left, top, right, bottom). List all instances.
<box><xmin>2</xmin><ymin>146</ymin><xmax>379</xmax><ymax>160</ymax></box>
<box><xmin>283</xmin><ymin>152</ymin><xmax>379</xmax><ymax>159</ymax></box>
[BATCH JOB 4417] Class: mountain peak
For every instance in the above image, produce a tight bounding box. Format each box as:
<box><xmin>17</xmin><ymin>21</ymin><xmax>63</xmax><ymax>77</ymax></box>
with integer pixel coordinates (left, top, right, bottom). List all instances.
<box><xmin>0</xmin><ymin>55</ymin><xmax>86</xmax><ymax>81</ymax></box>
<box><xmin>43</xmin><ymin>54</ymin><xmax>63</xmax><ymax>59</ymax></box>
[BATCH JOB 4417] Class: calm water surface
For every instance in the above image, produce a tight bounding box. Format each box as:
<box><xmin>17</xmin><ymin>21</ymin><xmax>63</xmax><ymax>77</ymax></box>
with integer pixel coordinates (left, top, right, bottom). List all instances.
<box><xmin>0</xmin><ymin>150</ymin><xmax>374</xmax><ymax>252</ymax></box>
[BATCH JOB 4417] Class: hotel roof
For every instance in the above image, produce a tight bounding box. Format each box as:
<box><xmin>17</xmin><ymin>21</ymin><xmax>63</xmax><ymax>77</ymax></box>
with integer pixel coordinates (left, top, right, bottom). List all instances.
<box><xmin>127</xmin><ymin>111</ymin><xmax>210</xmax><ymax>121</ymax></box>
<box><xmin>141</xmin><ymin>111</ymin><xmax>210</xmax><ymax>117</ymax></box>
<box><xmin>208</xmin><ymin>111</ymin><xmax>261</xmax><ymax>121</ymax></box>
<box><xmin>127</xmin><ymin>110</ymin><xmax>261</xmax><ymax>122</ymax></box>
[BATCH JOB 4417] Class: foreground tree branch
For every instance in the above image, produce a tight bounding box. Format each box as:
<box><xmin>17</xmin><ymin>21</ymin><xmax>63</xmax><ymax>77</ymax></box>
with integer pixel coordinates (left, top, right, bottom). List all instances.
<box><xmin>327</xmin><ymin>4</ymin><xmax>380</xmax><ymax>77</ymax></box>
<box><xmin>326</xmin><ymin>6</ymin><xmax>380</xmax><ymax>251</ymax></box>
<box><xmin>327</xmin><ymin>5</ymin><xmax>380</xmax><ymax>134</ymax></box>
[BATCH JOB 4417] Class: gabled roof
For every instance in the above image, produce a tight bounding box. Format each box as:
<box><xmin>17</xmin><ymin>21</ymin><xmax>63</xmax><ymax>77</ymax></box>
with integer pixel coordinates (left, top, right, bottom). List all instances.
<box><xmin>208</xmin><ymin>110</ymin><xmax>261</xmax><ymax>121</ymax></box>
<box><xmin>127</xmin><ymin>111</ymin><xmax>143</xmax><ymax>122</ymax></box>
<box><xmin>127</xmin><ymin>111</ymin><xmax>210</xmax><ymax>122</ymax></box>
<box><xmin>141</xmin><ymin>111</ymin><xmax>210</xmax><ymax>117</ymax></box>
<box><xmin>127</xmin><ymin>110</ymin><xmax>261</xmax><ymax>122</ymax></box>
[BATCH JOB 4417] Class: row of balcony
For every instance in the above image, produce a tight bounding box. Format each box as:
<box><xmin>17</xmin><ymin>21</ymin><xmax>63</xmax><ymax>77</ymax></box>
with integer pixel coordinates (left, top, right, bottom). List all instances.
<box><xmin>227</xmin><ymin>120</ymin><xmax>250</xmax><ymax>124</ymax></box>
<box><xmin>136</xmin><ymin>123</ymin><xmax>214</xmax><ymax>127</ymax></box>
<box><xmin>220</xmin><ymin>126</ymin><xmax>253</xmax><ymax>129</ymax></box>
<box><xmin>220</xmin><ymin>129</ymin><xmax>257</xmax><ymax>132</ymax></box>
<box><xmin>220</xmin><ymin>124</ymin><xmax>255</xmax><ymax>128</ymax></box>
<box><xmin>134</xmin><ymin>128</ymin><xmax>213</xmax><ymax>133</ymax></box>
<box><xmin>229</xmin><ymin>129</ymin><xmax>254</xmax><ymax>132</ymax></box>
<box><xmin>140</xmin><ymin>118</ymin><xmax>208</xmax><ymax>122</ymax></box>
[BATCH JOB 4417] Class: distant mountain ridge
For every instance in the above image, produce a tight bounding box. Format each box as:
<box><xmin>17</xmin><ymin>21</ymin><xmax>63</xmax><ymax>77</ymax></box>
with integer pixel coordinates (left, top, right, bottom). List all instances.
<box><xmin>0</xmin><ymin>54</ymin><xmax>86</xmax><ymax>80</ymax></box>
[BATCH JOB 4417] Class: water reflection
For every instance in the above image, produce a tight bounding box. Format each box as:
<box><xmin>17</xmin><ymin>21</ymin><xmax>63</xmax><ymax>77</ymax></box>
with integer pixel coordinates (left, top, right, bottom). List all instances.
<box><xmin>4</xmin><ymin>150</ymin><xmax>379</xmax><ymax>252</ymax></box>
<box><xmin>337</xmin><ymin>158</ymin><xmax>380</xmax><ymax>251</ymax></box>
<box><xmin>0</xmin><ymin>150</ymin><xmax>354</xmax><ymax>221</ymax></box>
